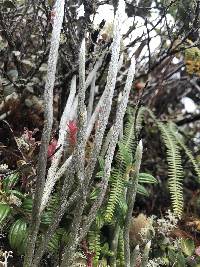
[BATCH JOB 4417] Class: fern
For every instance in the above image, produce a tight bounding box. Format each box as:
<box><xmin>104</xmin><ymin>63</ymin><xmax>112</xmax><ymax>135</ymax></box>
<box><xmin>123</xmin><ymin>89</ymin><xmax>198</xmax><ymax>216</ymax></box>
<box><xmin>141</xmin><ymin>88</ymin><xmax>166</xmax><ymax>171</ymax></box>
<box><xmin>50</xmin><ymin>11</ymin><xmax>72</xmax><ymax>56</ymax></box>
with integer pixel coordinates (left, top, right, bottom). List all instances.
<box><xmin>158</xmin><ymin>122</ymin><xmax>184</xmax><ymax>216</ymax></box>
<box><xmin>88</xmin><ymin>229</ymin><xmax>101</xmax><ymax>266</ymax></box>
<box><xmin>109</xmin><ymin>106</ymin><xmax>185</xmax><ymax>216</ymax></box>
<box><xmin>168</xmin><ymin>122</ymin><xmax>200</xmax><ymax>181</ymax></box>
<box><xmin>139</xmin><ymin>173</ymin><xmax>158</xmax><ymax>184</ymax></box>
<box><xmin>105</xmin><ymin>143</ymin><xmax>133</xmax><ymax>222</ymax></box>
<box><xmin>105</xmin><ymin>169</ymin><xmax>126</xmax><ymax>222</ymax></box>
<box><xmin>145</xmin><ymin>107</ymin><xmax>200</xmax><ymax>215</ymax></box>
<box><xmin>48</xmin><ymin>228</ymin><xmax>66</xmax><ymax>253</ymax></box>
<box><xmin>41</xmin><ymin>193</ymin><xmax>60</xmax><ymax>226</ymax></box>
<box><xmin>105</xmin><ymin>107</ymin><xmax>151</xmax><ymax>222</ymax></box>
<box><xmin>144</xmin><ymin>108</ymin><xmax>184</xmax><ymax>216</ymax></box>
<box><xmin>105</xmin><ymin>109</ymin><xmax>138</xmax><ymax>222</ymax></box>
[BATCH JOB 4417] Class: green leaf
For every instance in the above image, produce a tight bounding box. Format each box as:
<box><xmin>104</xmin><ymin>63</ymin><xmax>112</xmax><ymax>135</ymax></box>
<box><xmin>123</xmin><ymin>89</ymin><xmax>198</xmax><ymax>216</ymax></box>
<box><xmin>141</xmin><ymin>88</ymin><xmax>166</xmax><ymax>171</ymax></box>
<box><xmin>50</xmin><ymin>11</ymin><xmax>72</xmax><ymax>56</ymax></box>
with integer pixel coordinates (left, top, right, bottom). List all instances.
<box><xmin>117</xmin><ymin>197</ymin><xmax>128</xmax><ymax>217</ymax></box>
<box><xmin>101</xmin><ymin>243</ymin><xmax>114</xmax><ymax>257</ymax></box>
<box><xmin>48</xmin><ymin>228</ymin><xmax>66</xmax><ymax>253</ymax></box>
<box><xmin>41</xmin><ymin>211</ymin><xmax>52</xmax><ymax>225</ymax></box>
<box><xmin>41</xmin><ymin>194</ymin><xmax>60</xmax><ymax>226</ymax></box>
<box><xmin>8</xmin><ymin>190</ymin><xmax>24</xmax><ymax>199</ymax></box>
<box><xmin>139</xmin><ymin>173</ymin><xmax>158</xmax><ymax>184</ymax></box>
<box><xmin>181</xmin><ymin>238</ymin><xmax>195</xmax><ymax>256</ymax></box>
<box><xmin>90</xmin><ymin>187</ymin><xmax>101</xmax><ymax>200</ymax></box>
<box><xmin>118</xmin><ymin>142</ymin><xmax>132</xmax><ymax>166</ymax></box>
<box><xmin>21</xmin><ymin>197</ymin><xmax>33</xmax><ymax>213</ymax></box>
<box><xmin>137</xmin><ymin>184</ymin><xmax>149</xmax><ymax>196</ymax></box>
<box><xmin>8</xmin><ymin>219</ymin><xmax>28</xmax><ymax>253</ymax></box>
<box><xmin>95</xmin><ymin>211</ymin><xmax>105</xmax><ymax>228</ymax></box>
<box><xmin>96</xmin><ymin>157</ymin><xmax>105</xmax><ymax>178</ymax></box>
<box><xmin>3</xmin><ymin>172</ymin><xmax>20</xmax><ymax>191</ymax></box>
<box><xmin>0</xmin><ymin>203</ymin><xmax>11</xmax><ymax>225</ymax></box>
<box><xmin>168</xmin><ymin>248</ymin><xmax>178</xmax><ymax>263</ymax></box>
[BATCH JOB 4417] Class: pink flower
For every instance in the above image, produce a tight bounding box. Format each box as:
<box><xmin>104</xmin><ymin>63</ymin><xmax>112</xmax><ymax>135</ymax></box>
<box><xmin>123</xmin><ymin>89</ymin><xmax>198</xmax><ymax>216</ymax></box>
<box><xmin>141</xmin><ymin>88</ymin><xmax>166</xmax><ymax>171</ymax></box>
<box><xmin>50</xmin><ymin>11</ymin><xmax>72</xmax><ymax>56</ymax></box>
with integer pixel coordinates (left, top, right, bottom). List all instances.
<box><xmin>47</xmin><ymin>138</ymin><xmax>58</xmax><ymax>158</ymax></box>
<box><xmin>67</xmin><ymin>120</ymin><xmax>78</xmax><ymax>145</ymax></box>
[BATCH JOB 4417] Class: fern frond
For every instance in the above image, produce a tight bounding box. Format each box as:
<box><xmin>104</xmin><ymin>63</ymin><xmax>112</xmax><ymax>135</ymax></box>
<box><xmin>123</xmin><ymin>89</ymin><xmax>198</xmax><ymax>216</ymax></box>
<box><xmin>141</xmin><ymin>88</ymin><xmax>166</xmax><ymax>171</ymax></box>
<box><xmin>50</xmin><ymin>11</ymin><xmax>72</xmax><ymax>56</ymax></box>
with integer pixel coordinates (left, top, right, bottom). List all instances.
<box><xmin>88</xmin><ymin>229</ymin><xmax>101</xmax><ymax>266</ymax></box>
<box><xmin>105</xmin><ymin>170</ymin><xmax>125</xmax><ymax>222</ymax></box>
<box><xmin>105</xmin><ymin>107</ymin><xmax>145</xmax><ymax>222</ymax></box>
<box><xmin>95</xmin><ymin>211</ymin><xmax>105</xmax><ymax>229</ymax></box>
<box><xmin>144</xmin><ymin>108</ymin><xmax>184</xmax><ymax>216</ymax></box>
<box><xmin>116</xmin><ymin>109</ymin><xmax>137</xmax><ymax>163</ymax></box>
<box><xmin>115</xmin><ymin>196</ymin><xmax>128</xmax><ymax>222</ymax></box>
<box><xmin>168</xmin><ymin>122</ymin><xmax>200</xmax><ymax>181</ymax></box>
<box><xmin>48</xmin><ymin>228</ymin><xmax>66</xmax><ymax>253</ymax></box>
<box><xmin>118</xmin><ymin>142</ymin><xmax>133</xmax><ymax>168</ymax></box>
<box><xmin>41</xmin><ymin>194</ymin><xmax>60</xmax><ymax>225</ymax></box>
<box><xmin>158</xmin><ymin>123</ymin><xmax>184</xmax><ymax>216</ymax></box>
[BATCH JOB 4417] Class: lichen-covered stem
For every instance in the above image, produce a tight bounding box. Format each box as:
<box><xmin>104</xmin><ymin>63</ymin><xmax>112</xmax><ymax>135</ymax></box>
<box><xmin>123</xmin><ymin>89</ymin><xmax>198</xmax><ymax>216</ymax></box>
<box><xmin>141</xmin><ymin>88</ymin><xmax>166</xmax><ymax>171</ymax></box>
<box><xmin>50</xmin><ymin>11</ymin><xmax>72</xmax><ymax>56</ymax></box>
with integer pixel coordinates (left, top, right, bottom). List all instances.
<box><xmin>32</xmin><ymin>39</ymin><xmax>86</xmax><ymax>264</ymax></box>
<box><xmin>86</xmin><ymin>88</ymin><xmax>106</xmax><ymax>140</ymax></box>
<box><xmin>87</xmin><ymin>75</ymin><xmax>96</xmax><ymax>122</ymax></box>
<box><xmin>124</xmin><ymin>141</ymin><xmax>143</xmax><ymax>267</ymax></box>
<box><xmin>40</xmin><ymin>76</ymin><xmax>76</xmax><ymax>212</ymax></box>
<box><xmin>75</xmin><ymin>38</ymin><xmax>87</xmax><ymax>183</ymax></box>
<box><xmin>85</xmin><ymin>52</ymin><xmax>106</xmax><ymax>89</ymax></box>
<box><xmin>23</xmin><ymin>1</ymin><xmax>65</xmax><ymax>266</ymax></box>
<box><xmin>60</xmin><ymin>193</ymin><xmax>87</xmax><ymax>267</ymax></box>
<box><xmin>141</xmin><ymin>241</ymin><xmax>151</xmax><ymax>267</ymax></box>
<box><xmin>130</xmin><ymin>245</ymin><xmax>140</xmax><ymax>267</ymax></box>
<box><xmin>110</xmin><ymin>223</ymin><xmax>121</xmax><ymax>266</ymax></box>
<box><xmin>79</xmin><ymin>56</ymin><xmax>135</xmax><ymax>241</ymax></box>
<box><xmin>100</xmin><ymin>126</ymin><xmax>114</xmax><ymax>157</ymax></box>
<box><xmin>59</xmin><ymin>38</ymin><xmax>88</xmax><ymax>266</ymax></box>
<box><xmin>31</xmin><ymin>164</ymin><xmax>78</xmax><ymax>266</ymax></box>
<box><xmin>85</xmin><ymin>0</ymin><xmax>126</xmax><ymax>185</ymax></box>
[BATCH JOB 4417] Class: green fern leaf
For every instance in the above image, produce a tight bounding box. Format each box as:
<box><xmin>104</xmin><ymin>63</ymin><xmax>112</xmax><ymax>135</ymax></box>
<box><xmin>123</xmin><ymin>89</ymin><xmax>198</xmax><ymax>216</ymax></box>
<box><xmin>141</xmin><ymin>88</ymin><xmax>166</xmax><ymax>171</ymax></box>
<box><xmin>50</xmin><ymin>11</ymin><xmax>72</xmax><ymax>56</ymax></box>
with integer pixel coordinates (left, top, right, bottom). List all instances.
<box><xmin>137</xmin><ymin>184</ymin><xmax>149</xmax><ymax>196</ymax></box>
<box><xmin>41</xmin><ymin>194</ymin><xmax>60</xmax><ymax>226</ymax></box>
<box><xmin>105</xmin><ymin>107</ymin><xmax>145</xmax><ymax>222</ymax></box>
<box><xmin>168</xmin><ymin>122</ymin><xmax>200</xmax><ymax>181</ymax></box>
<box><xmin>88</xmin><ymin>229</ymin><xmax>101</xmax><ymax>266</ymax></box>
<box><xmin>105</xmin><ymin>170</ymin><xmax>125</xmax><ymax>222</ymax></box>
<box><xmin>139</xmin><ymin>173</ymin><xmax>158</xmax><ymax>184</ymax></box>
<box><xmin>158</xmin><ymin>123</ymin><xmax>184</xmax><ymax>216</ymax></box>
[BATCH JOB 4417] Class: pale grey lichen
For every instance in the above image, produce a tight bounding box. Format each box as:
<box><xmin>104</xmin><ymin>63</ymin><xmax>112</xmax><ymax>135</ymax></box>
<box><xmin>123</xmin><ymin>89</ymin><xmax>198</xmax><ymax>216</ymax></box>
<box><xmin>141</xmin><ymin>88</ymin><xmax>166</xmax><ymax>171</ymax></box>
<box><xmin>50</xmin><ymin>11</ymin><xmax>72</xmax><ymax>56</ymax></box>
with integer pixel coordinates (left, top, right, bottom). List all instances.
<box><xmin>41</xmin><ymin>76</ymin><xmax>76</xmax><ymax>212</ymax></box>
<box><xmin>24</xmin><ymin>1</ymin><xmax>65</xmax><ymax>266</ymax></box>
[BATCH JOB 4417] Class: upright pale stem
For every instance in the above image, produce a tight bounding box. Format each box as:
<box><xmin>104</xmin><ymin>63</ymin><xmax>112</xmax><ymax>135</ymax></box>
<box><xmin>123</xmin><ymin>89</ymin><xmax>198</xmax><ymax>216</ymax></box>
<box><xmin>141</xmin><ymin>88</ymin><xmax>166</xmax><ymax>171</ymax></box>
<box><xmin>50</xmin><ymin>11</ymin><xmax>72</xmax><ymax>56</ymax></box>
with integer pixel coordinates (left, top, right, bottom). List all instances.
<box><xmin>79</xmin><ymin>56</ymin><xmax>135</xmax><ymax>241</ymax></box>
<box><xmin>23</xmin><ymin>1</ymin><xmax>65</xmax><ymax>266</ymax></box>
<box><xmin>87</xmin><ymin>75</ymin><xmax>96</xmax><ymax>122</ymax></box>
<box><xmin>141</xmin><ymin>241</ymin><xmax>151</xmax><ymax>267</ymax></box>
<box><xmin>40</xmin><ymin>76</ymin><xmax>76</xmax><ymax>212</ymax></box>
<box><xmin>85</xmin><ymin>0</ymin><xmax>126</xmax><ymax>184</ymax></box>
<box><xmin>124</xmin><ymin>141</ymin><xmax>143</xmax><ymax>267</ymax></box>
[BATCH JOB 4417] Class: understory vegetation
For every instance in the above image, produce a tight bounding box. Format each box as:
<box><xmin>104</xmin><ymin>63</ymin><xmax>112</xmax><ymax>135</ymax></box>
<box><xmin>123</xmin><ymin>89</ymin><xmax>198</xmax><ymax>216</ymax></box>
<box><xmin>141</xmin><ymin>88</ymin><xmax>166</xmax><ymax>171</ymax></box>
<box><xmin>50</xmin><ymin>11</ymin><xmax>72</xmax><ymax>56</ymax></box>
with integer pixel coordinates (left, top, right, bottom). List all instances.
<box><xmin>0</xmin><ymin>0</ymin><xmax>200</xmax><ymax>266</ymax></box>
